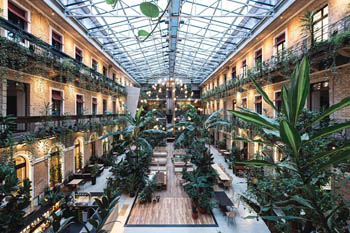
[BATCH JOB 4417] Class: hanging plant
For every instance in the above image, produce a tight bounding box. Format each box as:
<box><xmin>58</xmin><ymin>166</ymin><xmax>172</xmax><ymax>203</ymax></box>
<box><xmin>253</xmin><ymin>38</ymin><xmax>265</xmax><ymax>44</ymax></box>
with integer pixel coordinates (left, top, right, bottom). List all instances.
<box><xmin>106</xmin><ymin>0</ymin><xmax>171</xmax><ymax>42</ymax></box>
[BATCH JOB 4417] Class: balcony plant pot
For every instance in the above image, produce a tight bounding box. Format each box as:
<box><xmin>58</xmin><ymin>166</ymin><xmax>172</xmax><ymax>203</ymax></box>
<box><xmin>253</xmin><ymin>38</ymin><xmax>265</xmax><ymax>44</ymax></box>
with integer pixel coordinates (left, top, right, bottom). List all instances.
<box><xmin>198</xmin><ymin>207</ymin><xmax>207</xmax><ymax>214</ymax></box>
<box><xmin>192</xmin><ymin>206</ymin><xmax>199</xmax><ymax>219</ymax></box>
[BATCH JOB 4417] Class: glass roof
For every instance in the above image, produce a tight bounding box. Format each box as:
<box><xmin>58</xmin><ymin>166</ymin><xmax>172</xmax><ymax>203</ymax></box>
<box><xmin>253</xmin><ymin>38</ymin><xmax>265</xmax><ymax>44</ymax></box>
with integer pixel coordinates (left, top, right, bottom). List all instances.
<box><xmin>57</xmin><ymin>0</ymin><xmax>282</xmax><ymax>84</ymax></box>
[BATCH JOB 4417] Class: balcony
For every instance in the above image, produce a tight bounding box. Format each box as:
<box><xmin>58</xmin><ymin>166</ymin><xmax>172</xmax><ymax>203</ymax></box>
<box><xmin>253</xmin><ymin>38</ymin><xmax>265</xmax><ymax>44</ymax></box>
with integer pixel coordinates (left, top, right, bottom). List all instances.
<box><xmin>0</xmin><ymin>114</ymin><xmax>122</xmax><ymax>147</ymax></box>
<box><xmin>201</xmin><ymin>16</ymin><xmax>350</xmax><ymax>101</ymax></box>
<box><xmin>0</xmin><ymin>17</ymin><xmax>126</xmax><ymax>97</ymax></box>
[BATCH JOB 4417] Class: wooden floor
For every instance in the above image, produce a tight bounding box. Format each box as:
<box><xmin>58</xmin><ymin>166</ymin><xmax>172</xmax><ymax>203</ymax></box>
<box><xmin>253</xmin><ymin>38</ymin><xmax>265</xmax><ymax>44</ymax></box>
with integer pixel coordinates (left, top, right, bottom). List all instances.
<box><xmin>126</xmin><ymin>143</ymin><xmax>216</xmax><ymax>226</ymax></box>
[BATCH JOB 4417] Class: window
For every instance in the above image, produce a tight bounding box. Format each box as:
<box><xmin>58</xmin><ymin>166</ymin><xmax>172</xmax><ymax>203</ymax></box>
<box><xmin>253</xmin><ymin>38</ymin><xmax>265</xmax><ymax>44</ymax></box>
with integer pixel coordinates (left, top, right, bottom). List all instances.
<box><xmin>103</xmin><ymin>99</ymin><xmax>107</xmax><ymax>113</ymax></box>
<box><xmin>50</xmin><ymin>147</ymin><xmax>62</xmax><ymax>184</ymax></box>
<box><xmin>75</xmin><ymin>47</ymin><xmax>83</xmax><ymax>63</ymax></box>
<box><xmin>15</xmin><ymin>156</ymin><xmax>27</xmax><ymax>186</ymax></box>
<box><xmin>52</xmin><ymin>30</ymin><xmax>63</xmax><ymax>51</ymax></box>
<box><xmin>92</xmin><ymin>58</ymin><xmax>98</xmax><ymax>70</ymax></box>
<box><xmin>275</xmin><ymin>33</ymin><xmax>286</xmax><ymax>57</ymax></box>
<box><xmin>224</xmin><ymin>74</ymin><xmax>227</xmax><ymax>84</ymax></box>
<box><xmin>241</xmin><ymin>60</ymin><xmax>247</xmax><ymax>78</ymax></box>
<box><xmin>275</xmin><ymin>91</ymin><xmax>282</xmax><ymax>116</ymax></box>
<box><xmin>310</xmin><ymin>81</ymin><xmax>329</xmax><ymax>112</ymax></box>
<box><xmin>8</xmin><ymin>1</ymin><xmax>28</xmax><ymax>31</ymax></box>
<box><xmin>112</xmin><ymin>73</ymin><xmax>116</xmax><ymax>82</ymax></box>
<box><xmin>255</xmin><ymin>96</ymin><xmax>262</xmax><ymax>114</ymax></box>
<box><xmin>231</xmin><ymin>67</ymin><xmax>236</xmax><ymax>79</ymax></box>
<box><xmin>76</xmin><ymin>94</ymin><xmax>84</xmax><ymax>115</ymax></box>
<box><xmin>313</xmin><ymin>5</ymin><xmax>328</xmax><ymax>42</ymax></box>
<box><xmin>8</xmin><ymin>1</ymin><xmax>28</xmax><ymax>44</ymax></box>
<box><xmin>92</xmin><ymin>97</ymin><xmax>97</xmax><ymax>115</ymax></box>
<box><xmin>51</xmin><ymin>90</ymin><xmax>63</xmax><ymax>116</ymax></box>
<box><xmin>241</xmin><ymin>98</ymin><xmax>247</xmax><ymax>108</ymax></box>
<box><xmin>113</xmin><ymin>101</ymin><xmax>116</xmax><ymax>114</ymax></box>
<box><xmin>74</xmin><ymin>141</ymin><xmax>83</xmax><ymax>171</ymax></box>
<box><xmin>103</xmin><ymin>66</ymin><xmax>107</xmax><ymax>76</ymax></box>
<box><xmin>255</xmin><ymin>49</ymin><xmax>262</xmax><ymax>68</ymax></box>
<box><xmin>216</xmin><ymin>78</ymin><xmax>219</xmax><ymax>87</ymax></box>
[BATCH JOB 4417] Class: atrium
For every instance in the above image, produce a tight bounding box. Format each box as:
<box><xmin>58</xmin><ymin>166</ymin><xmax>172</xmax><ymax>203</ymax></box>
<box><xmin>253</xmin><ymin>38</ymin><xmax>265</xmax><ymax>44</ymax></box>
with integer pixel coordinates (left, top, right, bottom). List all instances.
<box><xmin>0</xmin><ymin>0</ymin><xmax>350</xmax><ymax>232</ymax></box>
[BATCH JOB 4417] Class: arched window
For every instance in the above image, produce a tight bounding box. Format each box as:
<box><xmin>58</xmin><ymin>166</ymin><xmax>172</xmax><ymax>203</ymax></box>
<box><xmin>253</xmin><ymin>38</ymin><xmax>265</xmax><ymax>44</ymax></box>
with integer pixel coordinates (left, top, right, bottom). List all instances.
<box><xmin>15</xmin><ymin>156</ymin><xmax>27</xmax><ymax>185</ymax></box>
<box><xmin>91</xmin><ymin>138</ymin><xmax>96</xmax><ymax>158</ymax></box>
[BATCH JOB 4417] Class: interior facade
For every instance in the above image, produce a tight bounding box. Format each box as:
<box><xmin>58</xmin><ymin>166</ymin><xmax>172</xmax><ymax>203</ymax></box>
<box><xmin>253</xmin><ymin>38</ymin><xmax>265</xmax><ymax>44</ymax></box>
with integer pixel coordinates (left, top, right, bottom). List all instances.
<box><xmin>0</xmin><ymin>0</ymin><xmax>349</xmax><ymax>233</ymax></box>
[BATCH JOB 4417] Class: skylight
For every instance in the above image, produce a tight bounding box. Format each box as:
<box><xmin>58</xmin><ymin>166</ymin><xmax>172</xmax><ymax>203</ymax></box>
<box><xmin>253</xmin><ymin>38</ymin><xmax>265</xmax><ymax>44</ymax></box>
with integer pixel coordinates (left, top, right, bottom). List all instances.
<box><xmin>56</xmin><ymin>0</ymin><xmax>282</xmax><ymax>83</ymax></box>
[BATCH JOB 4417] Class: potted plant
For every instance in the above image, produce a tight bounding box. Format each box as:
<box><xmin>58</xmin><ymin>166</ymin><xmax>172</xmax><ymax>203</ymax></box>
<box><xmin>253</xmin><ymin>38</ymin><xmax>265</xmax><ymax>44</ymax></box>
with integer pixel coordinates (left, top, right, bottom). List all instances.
<box><xmin>192</xmin><ymin>205</ymin><xmax>198</xmax><ymax>219</ymax></box>
<box><xmin>138</xmin><ymin>190</ymin><xmax>147</xmax><ymax>204</ymax></box>
<box><xmin>90</xmin><ymin>164</ymin><xmax>99</xmax><ymax>185</ymax></box>
<box><xmin>198</xmin><ymin>194</ymin><xmax>212</xmax><ymax>214</ymax></box>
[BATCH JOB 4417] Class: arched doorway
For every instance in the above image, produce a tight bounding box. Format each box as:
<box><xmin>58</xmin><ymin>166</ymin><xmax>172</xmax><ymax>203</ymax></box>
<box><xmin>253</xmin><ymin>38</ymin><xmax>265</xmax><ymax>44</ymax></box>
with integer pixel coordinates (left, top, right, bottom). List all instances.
<box><xmin>15</xmin><ymin>156</ymin><xmax>28</xmax><ymax>186</ymax></box>
<box><xmin>49</xmin><ymin>146</ymin><xmax>63</xmax><ymax>186</ymax></box>
<box><xmin>74</xmin><ymin>137</ymin><xmax>84</xmax><ymax>172</ymax></box>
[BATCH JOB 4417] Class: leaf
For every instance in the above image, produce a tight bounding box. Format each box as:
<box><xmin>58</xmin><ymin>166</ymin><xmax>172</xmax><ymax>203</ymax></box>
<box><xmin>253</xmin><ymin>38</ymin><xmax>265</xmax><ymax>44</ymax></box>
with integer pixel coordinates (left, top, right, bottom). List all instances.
<box><xmin>204</xmin><ymin>109</ymin><xmax>223</xmax><ymax>126</ymax></box>
<box><xmin>291</xmin><ymin>195</ymin><xmax>314</xmax><ymax>209</ymax></box>
<box><xmin>307</xmin><ymin>97</ymin><xmax>350</xmax><ymax>129</ymax></box>
<box><xmin>311</xmin><ymin>150</ymin><xmax>350</xmax><ymax>177</ymax></box>
<box><xmin>233</xmin><ymin>137</ymin><xmax>273</xmax><ymax>146</ymax></box>
<box><xmin>249</xmin><ymin>75</ymin><xmax>278</xmax><ymax>112</ymax></box>
<box><xmin>307</xmin><ymin>122</ymin><xmax>350</xmax><ymax>143</ymax></box>
<box><xmin>281</xmin><ymin>85</ymin><xmax>290</xmax><ymax>121</ymax></box>
<box><xmin>207</xmin><ymin>121</ymin><xmax>230</xmax><ymax>129</ymax></box>
<box><xmin>236</xmin><ymin>160</ymin><xmax>277</xmax><ymax>167</ymax></box>
<box><xmin>280</xmin><ymin>120</ymin><xmax>301</xmax><ymax>158</ymax></box>
<box><xmin>138</xmin><ymin>30</ymin><xmax>150</xmax><ymax>37</ymax></box>
<box><xmin>143</xmin><ymin>129</ymin><xmax>166</xmax><ymax>134</ymax></box>
<box><xmin>228</xmin><ymin>110</ymin><xmax>279</xmax><ymax>131</ymax></box>
<box><xmin>263</xmin><ymin>128</ymin><xmax>280</xmax><ymax>137</ymax></box>
<box><xmin>105</xmin><ymin>0</ymin><xmax>116</xmax><ymax>5</ymax></box>
<box><xmin>276</xmin><ymin>161</ymin><xmax>298</xmax><ymax>172</ymax></box>
<box><xmin>88</xmin><ymin>219</ymin><xmax>99</xmax><ymax>229</ymax></box>
<box><xmin>262</xmin><ymin>216</ymin><xmax>307</xmax><ymax>221</ymax></box>
<box><xmin>136</xmin><ymin>105</ymin><xmax>143</xmax><ymax>121</ymax></box>
<box><xmin>140</xmin><ymin>2</ymin><xmax>160</xmax><ymax>18</ymax></box>
<box><xmin>306</xmin><ymin>143</ymin><xmax>350</xmax><ymax>166</ymax></box>
<box><xmin>290</xmin><ymin>56</ymin><xmax>310</xmax><ymax>126</ymax></box>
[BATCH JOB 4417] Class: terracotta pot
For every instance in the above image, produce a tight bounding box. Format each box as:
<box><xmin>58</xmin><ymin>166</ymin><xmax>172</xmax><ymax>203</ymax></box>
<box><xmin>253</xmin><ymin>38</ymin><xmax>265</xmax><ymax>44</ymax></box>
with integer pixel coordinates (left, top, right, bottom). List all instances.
<box><xmin>198</xmin><ymin>207</ymin><xmax>207</xmax><ymax>214</ymax></box>
<box><xmin>192</xmin><ymin>212</ymin><xmax>199</xmax><ymax>219</ymax></box>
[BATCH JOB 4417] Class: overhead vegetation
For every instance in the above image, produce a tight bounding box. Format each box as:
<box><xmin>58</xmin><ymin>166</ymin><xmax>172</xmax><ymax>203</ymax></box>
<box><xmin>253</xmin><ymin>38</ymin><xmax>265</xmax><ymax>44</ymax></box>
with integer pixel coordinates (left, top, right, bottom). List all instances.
<box><xmin>105</xmin><ymin>0</ymin><xmax>171</xmax><ymax>41</ymax></box>
<box><xmin>229</xmin><ymin>56</ymin><xmax>350</xmax><ymax>232</ymax></box>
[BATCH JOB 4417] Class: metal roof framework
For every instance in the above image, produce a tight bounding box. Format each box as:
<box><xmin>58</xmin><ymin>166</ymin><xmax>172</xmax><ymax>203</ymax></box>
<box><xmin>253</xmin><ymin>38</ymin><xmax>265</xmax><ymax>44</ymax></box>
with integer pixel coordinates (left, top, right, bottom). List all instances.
<box><xmin>56</xmin><ymin>0</ymin><xmax>283</xmax><ymax>83</ymax></box>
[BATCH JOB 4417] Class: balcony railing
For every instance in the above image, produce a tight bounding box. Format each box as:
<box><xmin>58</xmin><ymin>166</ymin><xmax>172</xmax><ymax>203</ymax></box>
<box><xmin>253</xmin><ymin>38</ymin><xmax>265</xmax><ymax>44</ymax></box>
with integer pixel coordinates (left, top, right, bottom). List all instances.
<box><xmin>0</xmin><ymin>17</ymin><xmax>126</xmax><ymax>96</ymax></box>
<box><xmin>201</xmin><ymin>16</ymin><xmax>350</xmax><ymax>101</ymax></box>
<box><xmin>0</xmin><ymin>114</ymin><xmax>123</xmax><ymax>147</ymax></box>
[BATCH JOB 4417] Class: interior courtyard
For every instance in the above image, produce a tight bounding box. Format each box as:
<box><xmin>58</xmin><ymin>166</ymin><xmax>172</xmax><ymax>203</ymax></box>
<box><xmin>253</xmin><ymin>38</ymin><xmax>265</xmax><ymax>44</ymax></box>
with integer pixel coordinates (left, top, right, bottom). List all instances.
<box><xmin>0</xmin><ymin>0</ymin><xmax>350</xmax><ymax>232</ymax></box>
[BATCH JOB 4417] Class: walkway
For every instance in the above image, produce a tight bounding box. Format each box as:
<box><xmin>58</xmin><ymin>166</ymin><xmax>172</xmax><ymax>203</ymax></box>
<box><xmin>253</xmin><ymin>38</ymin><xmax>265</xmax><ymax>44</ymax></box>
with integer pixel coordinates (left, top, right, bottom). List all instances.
<box><xmin>126</xmin><ymin>143</ymin><xmax>215</xmax><ymax>226</ymax></box>
<box><xmin>110</xmin><ymin>144</ymin><xmax>270</xmax><ymax>233</ymax></box>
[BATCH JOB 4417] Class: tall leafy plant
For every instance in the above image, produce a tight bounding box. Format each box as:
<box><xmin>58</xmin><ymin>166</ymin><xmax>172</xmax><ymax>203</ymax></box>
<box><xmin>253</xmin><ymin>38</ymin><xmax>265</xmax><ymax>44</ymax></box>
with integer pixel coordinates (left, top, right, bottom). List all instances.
<box><xmin>228</xmin><ymin>56</ymin><xmax>350</xmax><ymax>232</ymax></box>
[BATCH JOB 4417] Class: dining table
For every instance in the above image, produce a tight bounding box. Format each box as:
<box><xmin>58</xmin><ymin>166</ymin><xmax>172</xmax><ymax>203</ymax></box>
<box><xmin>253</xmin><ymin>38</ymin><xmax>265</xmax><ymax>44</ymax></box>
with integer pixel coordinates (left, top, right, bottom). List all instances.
<box><xmin>212</xmin><ymin>164</ymin><xmax>230</xmax><ymax>181</ymax></box>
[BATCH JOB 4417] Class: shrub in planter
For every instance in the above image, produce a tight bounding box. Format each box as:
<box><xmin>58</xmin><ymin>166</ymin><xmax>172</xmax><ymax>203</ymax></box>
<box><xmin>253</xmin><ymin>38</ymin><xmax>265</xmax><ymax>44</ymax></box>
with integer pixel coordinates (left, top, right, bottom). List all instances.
<box><xmin>138</xmin><ymin>190</ymin><xmax>147</xmax><ymax>204</ymax></box>
<box><xmin>192</xmin><ymin>205</ymin><xmax>199</xmax><ymax>219</ymax></box>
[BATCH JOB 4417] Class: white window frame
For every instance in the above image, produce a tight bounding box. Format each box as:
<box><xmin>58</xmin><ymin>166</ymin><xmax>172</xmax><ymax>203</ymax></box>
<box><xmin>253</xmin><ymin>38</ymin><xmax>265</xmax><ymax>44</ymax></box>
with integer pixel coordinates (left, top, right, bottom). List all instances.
<box><xmin>74</xmin><ymin>44</ymin><xmax>84</xmax><ymax>63</ymax></box>
<box><xmin>49</xmin><ymin>87</ymin><xmax>64</xmax><ymax>116</ymax></box>
<box><xmin>91</xmin><ymin>96</ymin><xmax>98</xmax><ymax>115</ymax></box>
<box><xmin>75</xmin><ymin>93</ymin><xmax>84</xmax><ymax>115</ymax></box>
<box><xmin>49</xmin><ymin>26</ymin><xmax>64</xmax><ymax>52</ymax></box>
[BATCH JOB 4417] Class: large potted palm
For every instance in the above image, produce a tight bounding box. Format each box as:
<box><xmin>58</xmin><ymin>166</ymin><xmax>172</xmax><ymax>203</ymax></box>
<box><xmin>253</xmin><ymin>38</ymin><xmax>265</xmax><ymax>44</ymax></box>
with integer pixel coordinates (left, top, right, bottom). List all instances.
<box><xmin>229</xmin><ymin>56</ymin><xmax>350</xmax><ymax>232</ymax></box>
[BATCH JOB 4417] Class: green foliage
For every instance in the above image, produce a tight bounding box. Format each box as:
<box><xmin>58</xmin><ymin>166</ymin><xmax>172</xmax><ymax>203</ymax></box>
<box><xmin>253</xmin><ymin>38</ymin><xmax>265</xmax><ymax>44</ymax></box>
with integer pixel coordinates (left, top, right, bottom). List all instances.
<box><xmin>140</xmin><ymin>2</ymin><xmax>159</xmax><ymax>18</ymax></box>
<box><xmin>231</xmin><ymin>56</ymin><xmax>350</xmax><ymax>232</ymax></box>
<box><xmin>0</xmin><ymin>164</ymin><xmax>31</xmax><ymax>233</ymax></box>
<box><xmin>103</xmin><ymin>106</ymin><xmax>165</xmax><ymax>195</ymax></box>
